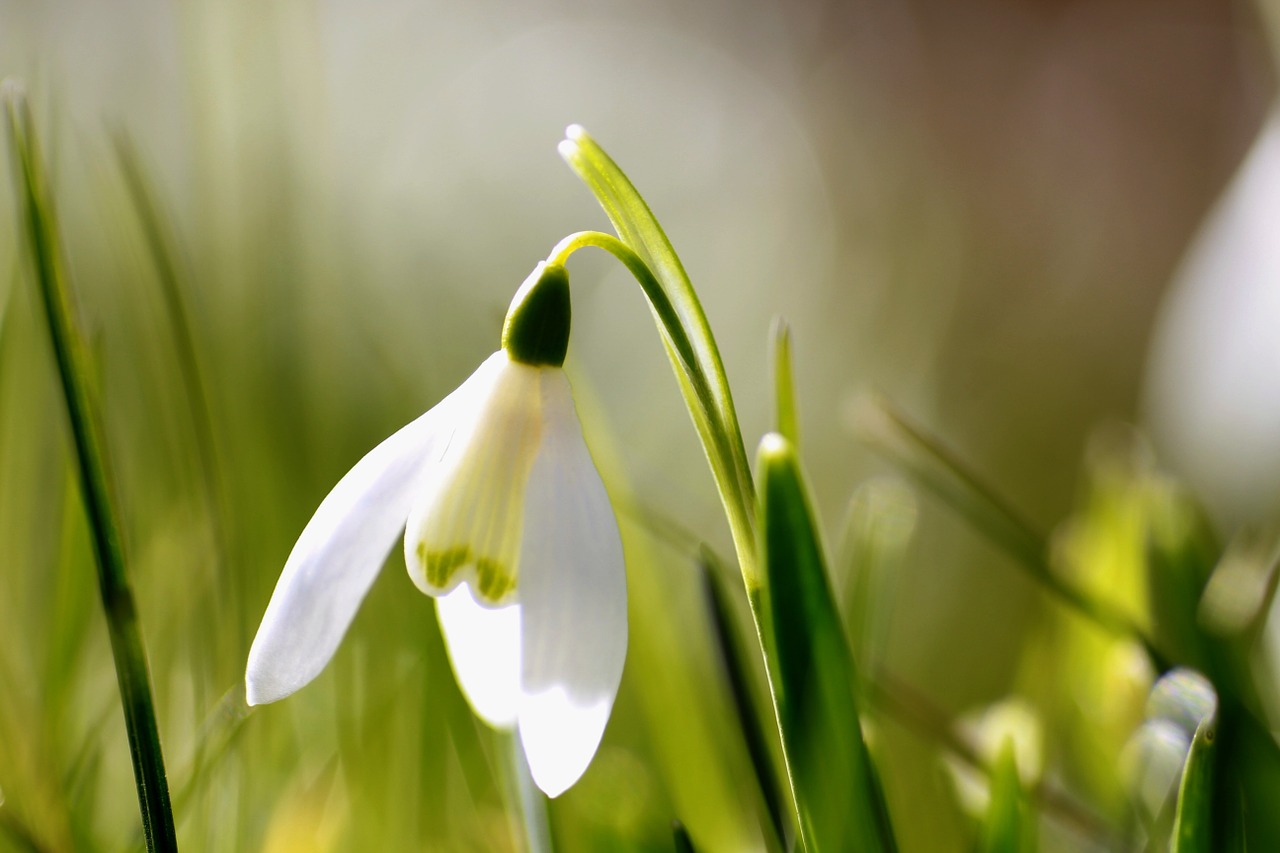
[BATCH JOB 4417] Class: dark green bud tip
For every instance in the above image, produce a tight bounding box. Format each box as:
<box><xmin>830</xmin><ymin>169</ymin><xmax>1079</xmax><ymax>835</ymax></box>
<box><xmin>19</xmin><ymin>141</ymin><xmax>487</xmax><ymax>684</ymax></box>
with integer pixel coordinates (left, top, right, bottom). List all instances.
<box><xmin>502</xmin><ymin>262</ymin><xmax>571</xmax><ymax>367</ymax></box>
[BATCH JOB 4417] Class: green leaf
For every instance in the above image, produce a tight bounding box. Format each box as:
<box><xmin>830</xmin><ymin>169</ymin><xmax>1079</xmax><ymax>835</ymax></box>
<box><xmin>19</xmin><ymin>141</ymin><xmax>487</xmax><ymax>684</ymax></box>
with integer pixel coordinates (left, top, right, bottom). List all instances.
<box><xmin>771</xmin><ymin>317</ymin><xmax>799</xmax><ymax>447</ymax></box>
<box><xmin>837</xmin><ymin>479</ymin><xmax>915</xmax><ymax>690</ymax></box>
<box><xmin>700</xmin><ymin>553</ymin><xmax>789</xmax><ymax>849</ymax></box>
<box><xmin>1171</xmin><ymin>709</ymin><xmax>1216</xmax><ymax>853</ymax></box>
<box><xmin>758</xmin><ymin>432</ymin><xmax>897</xmax><ymax>853</ymax></box>
<box><xmin>558</xmin><ymin>127</ymin><xmax>757</xmax><ymax>590</ymax></box>
<box><xmin>978</xmin><ymin>739</ymin><xmax>1035</xmax><ymax>853</ymax></box>
<box><xmin>1141</xmin><ymin>669</ymin><xmax>1217</xmax><ymax>853</ymax></box>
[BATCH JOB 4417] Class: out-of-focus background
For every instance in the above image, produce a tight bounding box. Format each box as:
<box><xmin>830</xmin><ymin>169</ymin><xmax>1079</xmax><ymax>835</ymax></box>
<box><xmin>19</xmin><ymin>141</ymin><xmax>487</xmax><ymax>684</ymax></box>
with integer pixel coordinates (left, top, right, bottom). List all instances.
<box><xmin>1</xmin><ymin>0</ymin><xmax>1277</xmax><ymax>850</ymax></box>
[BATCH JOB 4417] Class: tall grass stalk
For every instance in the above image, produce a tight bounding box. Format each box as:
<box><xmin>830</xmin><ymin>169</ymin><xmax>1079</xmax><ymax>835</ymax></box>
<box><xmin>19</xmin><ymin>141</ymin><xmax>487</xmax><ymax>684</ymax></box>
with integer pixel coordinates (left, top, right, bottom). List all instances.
<box><xmin>4</xmin><ymin>84</ymin><xmax>177</xmax><ymax>852</ymax></box>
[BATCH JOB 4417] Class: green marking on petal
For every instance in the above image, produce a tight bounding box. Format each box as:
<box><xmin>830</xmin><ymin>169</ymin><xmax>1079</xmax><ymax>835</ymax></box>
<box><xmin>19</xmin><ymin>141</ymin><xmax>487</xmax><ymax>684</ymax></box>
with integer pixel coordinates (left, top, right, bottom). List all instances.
<box><xmin>418</xmin><ymin>542</ymin><xmax>518</xmax><ymax>604</ymax></box>
<box><xmin>475</xmin><ymin>558</ymin><xmax>517</xmax><ymax>601</ymax></box>
<box><xmin>421</xmin><ymin>543</ymin><xmax>471</xmax><ymax>589</ymax></box>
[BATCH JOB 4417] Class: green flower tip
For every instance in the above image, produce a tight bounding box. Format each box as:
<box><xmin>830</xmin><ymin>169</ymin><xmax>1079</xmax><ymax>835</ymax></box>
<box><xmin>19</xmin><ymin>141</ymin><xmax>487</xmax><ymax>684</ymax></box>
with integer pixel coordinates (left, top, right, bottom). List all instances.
<box><xmin>502</xmin><ymin>261</ymin><xmax>571</xmax><ymax>367</ymax></box>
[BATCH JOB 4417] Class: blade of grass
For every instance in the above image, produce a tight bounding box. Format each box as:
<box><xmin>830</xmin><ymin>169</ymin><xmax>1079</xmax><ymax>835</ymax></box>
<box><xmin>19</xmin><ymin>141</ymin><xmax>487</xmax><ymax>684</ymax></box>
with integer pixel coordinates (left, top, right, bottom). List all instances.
<box><xmin>771</xmin><ymin>318</ymin><xmax>798</xmax><ymax>447</ymax></box>
<box><xmin>109</xmin><ymin>129</ymin><xmax>228</xmax><ymax>570</ymax></box>
<box><xmin>758</xmin><ymin>433</ymin><xmax>897</xmax><ymax>853</ymax></box>
<box><xmin>866</xmin><ymin>671</ymin><xmax>1117</xmax><ymax>848</ymax></box>
<box><xmin>979</xmin><ymin>739</ymin><xmax>1036</xmax><ymax>853</ymax></box>
<box><xmin>700</xmin><ymin>553</ymin><xmax>789</xmax><ymax>850</ymax></box>
<box><xmin>837</xmin><ymin>479</ymin><xmax>915</xmax><ymax>692</ymax></box>
<box><xmin>3</xmin><ymin>82</ymin><xmax>177</xmax><ymax>851</ymax></box>
<box><xmin>852</xmin><ymin>392</ymin><xmax>1169</xmax><ymax>670</ymax></box>
<box><xmin>1151</xmin><ymin>671</ymin><xmax>1218</xmax><ymax>853</ymax></box>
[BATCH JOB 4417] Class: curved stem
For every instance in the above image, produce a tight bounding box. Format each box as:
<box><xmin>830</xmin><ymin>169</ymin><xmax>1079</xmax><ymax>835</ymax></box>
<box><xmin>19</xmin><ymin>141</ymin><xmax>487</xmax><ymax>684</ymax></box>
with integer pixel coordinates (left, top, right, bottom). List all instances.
<box><xmin>549</xmin><ymin>231</ymin><xmax>759</xmax><ymax>591</ymax></box>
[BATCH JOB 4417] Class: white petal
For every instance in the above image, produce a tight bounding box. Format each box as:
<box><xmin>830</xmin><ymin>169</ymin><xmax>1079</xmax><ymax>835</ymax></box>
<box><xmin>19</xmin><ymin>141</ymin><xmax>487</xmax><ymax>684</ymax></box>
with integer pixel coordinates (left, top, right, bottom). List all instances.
<box><xmin>435</xmin><ymin>583</ymin><xmax>522</xmax><ymax>726</ymax></box>
<box><xmin>245</xmin><ymin>354</ymin><xmax>504</xmax><ymax>705</ymax></box>
<box><xmin>517</xmin><ymin>371</ymin><xmax>627</xmax><ymax>797</ymax></box>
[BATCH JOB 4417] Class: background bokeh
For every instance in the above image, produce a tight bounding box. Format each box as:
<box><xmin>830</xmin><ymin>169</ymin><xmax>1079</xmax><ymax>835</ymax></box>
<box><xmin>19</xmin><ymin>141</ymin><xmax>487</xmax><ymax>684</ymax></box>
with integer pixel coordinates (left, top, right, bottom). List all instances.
<box><xmin>1</xmin><ymin>0</ymin><xmax>1277</xmax><ymax>850</ymax></box>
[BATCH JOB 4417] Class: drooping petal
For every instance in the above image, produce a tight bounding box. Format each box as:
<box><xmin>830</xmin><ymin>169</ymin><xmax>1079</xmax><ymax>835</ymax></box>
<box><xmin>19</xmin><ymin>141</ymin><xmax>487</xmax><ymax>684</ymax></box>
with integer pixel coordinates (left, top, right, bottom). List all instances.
<box><xmin>405</xmin><ymin>353</ymin><xmax>544</xmax><ymax>604</ymax></box>
<box><xmin>435</xmin><ymin>583</ymin><xmax>522</xmax><ymax>727</ymax></box>
<box><xmin>517</xmin><ymin>370</ymin><xmax>627</xmax><ymax>797</ymax></box>
<box><xmin>245</xmin><ymin>354</ymin><xmax>504</xmax><ymax>705</ymax></box>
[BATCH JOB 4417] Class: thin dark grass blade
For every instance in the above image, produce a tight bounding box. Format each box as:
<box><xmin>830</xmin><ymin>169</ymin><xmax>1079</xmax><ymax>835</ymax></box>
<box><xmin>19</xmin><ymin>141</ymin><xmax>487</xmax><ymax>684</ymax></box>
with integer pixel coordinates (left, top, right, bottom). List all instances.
<box><xmin>109</xmin><ymin>130</ymin><xmax>227</xmax><ymax>561</ymax></box>
<box><xmin>3</xmin><ymin>83</ymin><xmax>177</xmax><ymax>852</ymax></box>
<box><xmin>701</xmin><ymin>553</ymin><xmax>789</xmax><ymax>850</ymax></box>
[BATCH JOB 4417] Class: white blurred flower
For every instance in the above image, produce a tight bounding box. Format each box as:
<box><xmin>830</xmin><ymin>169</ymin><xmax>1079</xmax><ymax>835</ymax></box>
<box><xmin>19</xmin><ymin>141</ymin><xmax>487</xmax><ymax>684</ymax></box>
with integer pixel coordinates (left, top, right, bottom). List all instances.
<box><xmin>1143</xmin><ymin>108</ymin><xmax>1280</xmax><ymax>527</ymax></box>
<box><xmin>246</xmin><ymin>262</ymin><xmax>627</xmax><ymax>797</ymax></box>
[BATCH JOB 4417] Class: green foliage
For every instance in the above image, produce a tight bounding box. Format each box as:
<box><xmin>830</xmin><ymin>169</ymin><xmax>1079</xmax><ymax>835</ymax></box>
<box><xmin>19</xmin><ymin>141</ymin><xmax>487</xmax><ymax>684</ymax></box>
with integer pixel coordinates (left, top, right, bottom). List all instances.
<box><xmin>978</xmin><ymin>739</ymin><xmax>1035</xmax><ymax>853</ymax></box>
<box><xmin>758</xmin><ymin>433</ymin><xmax>896</xmax><ymax>853</ymax></box>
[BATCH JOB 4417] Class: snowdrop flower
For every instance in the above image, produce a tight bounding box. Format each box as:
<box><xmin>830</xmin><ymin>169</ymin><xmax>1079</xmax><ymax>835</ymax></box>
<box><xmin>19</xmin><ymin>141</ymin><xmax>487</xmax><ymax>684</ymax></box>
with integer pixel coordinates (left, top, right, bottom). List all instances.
<box><xmin>246</xmin><ymin>262</ymin><xmax>627</xmax><ymax>797</ymax></box>
<box><xmin>1143</xmin><ymin>108</ymin><xmax>1280</xmax><ymax>527</ymax></box>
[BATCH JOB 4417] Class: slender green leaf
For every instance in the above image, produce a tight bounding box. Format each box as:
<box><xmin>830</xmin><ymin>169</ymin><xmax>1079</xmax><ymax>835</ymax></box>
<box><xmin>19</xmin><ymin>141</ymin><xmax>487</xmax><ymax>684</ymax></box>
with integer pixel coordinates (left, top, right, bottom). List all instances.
<box><xmin>700</xmin><ymin>553</ymin><xmax>789</xmax><ymax>850</ymax></box>
<box><xmin>557</xmin><ymin>127</ymin><xmax>756</xmax><ymax>590</ymax></box>
<box><xmin>1171</xmin><ymin>711</ymin><xmax>1217</xmax><ymax>853</ymax></box>
<box><xmin>110</xmin><ymin>130</ymin><xmax>229</xmax><ymax>564</ymax></box>
<box><xmin>978</xmin><ymin>739</ymin><xmax>1035</xmax><ymax>853</ymax></box>
<box><xmin>758</xmin><ymin>432</ymin><xmax>896</xmax><ymax>853</ymax></box>
<box><xmin>1140</xmin><ymin>669</ymin><xmax>1217</xmax><ymax>853</ymax></box>
<box><xmin>852</xmin><ymin>391</ymin><xmax>1167</xmax><ymax>668</ymax></box>
<box><xmin>771</xmin><ymin>317</ymin><xmax>798</xmax><ymax>447</ymax></box>
<box><xmin>4</xmin><ymin>82</ymin><xmax>176</xmax><ymax>851</ymax></box>
<box><xmin>837</xmin><ymin>479</ymin><xmax>915</xmax><ymax>688</ymax></box>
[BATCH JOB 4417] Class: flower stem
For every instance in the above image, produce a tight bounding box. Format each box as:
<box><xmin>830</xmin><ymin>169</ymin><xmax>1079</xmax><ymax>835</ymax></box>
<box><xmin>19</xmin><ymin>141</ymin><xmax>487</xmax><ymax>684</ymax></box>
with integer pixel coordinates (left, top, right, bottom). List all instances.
<box><xmin>4</xmin><ymin>84</ymin><xmax>178</xmax><ymax>852</ymax></box>
<box><xmin>547</xmin><ymin>230</ymin><xmax>758</xmax><ymax>590</ymax></box>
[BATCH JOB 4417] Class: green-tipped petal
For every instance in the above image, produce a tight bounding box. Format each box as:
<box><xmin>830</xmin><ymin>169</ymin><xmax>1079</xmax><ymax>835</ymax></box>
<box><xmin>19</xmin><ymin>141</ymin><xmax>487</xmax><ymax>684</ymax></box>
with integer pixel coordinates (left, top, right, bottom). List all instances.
<box><xmin>404</xmin><ymin>353</ymin><xmax>542</xmax><ymax>604</ymax></box>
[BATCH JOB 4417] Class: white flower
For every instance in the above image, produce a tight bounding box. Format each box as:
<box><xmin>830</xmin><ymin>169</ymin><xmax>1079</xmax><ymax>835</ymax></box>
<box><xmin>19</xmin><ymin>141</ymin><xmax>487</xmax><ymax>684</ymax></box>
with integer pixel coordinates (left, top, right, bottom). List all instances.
<box><xmin>245</xmin><ymin>262</ymin><xmax>628</xmax><ymax>797</ymax></box>
<box><xmin>1143</xmin><ymin>107</ymin><xmax>1280</xmax><ymax>526</ymax></box>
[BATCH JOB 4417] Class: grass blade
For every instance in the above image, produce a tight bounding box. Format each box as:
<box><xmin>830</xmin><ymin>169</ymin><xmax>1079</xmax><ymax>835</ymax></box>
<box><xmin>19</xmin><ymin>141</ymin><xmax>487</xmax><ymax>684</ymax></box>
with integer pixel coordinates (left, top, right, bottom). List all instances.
<box><xmin>1144</xmin><ymin>670</ymin><xmax>1218</xmax><ymax>853</ymax></box>
<box><xmin>852</xmin><ymin>392</ymin><xmax>1168</xmax><ymax>669</ymax></box>
<box><xmin>978</xmin><ymin>739</ymin><xmax>1036</xmax><ymax>853</ymax></box>
<box><xmin>3</xmin><ymin>83</ymin><xmax>177</xmax><ymax>851</ymax></box>
<box><xmin>771</xmin><ymin>318</ymin><xmax>798</xmax><ymax>447</ymax></box>
<box><xmin>758</xmin><ymin>432</ymin><xmax>896</xmax><ymax>853</ymax></box>
<box><xmin>700</xmin><ymin>553</ymin><xmax>789</xmax><ymax>849</ymax></box>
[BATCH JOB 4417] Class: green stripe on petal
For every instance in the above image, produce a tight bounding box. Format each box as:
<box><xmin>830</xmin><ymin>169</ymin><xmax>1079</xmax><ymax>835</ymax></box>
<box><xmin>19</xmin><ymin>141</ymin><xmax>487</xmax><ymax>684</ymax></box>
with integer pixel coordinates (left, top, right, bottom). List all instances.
<box><xmin>405</xmin><ymin>354</ymin><xmax>545</xmax><ymax>605</ymax></box>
